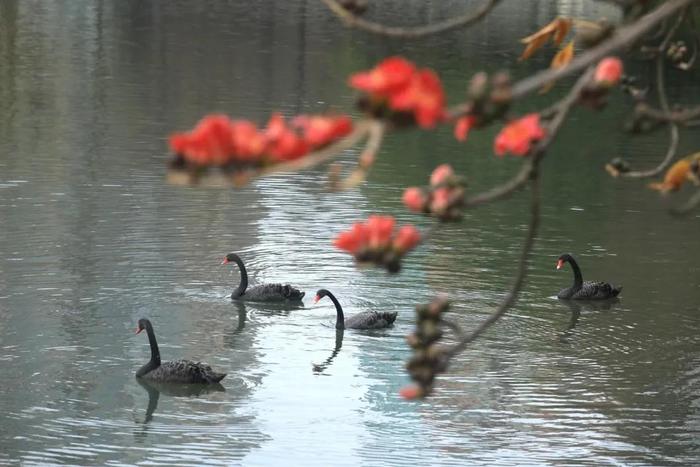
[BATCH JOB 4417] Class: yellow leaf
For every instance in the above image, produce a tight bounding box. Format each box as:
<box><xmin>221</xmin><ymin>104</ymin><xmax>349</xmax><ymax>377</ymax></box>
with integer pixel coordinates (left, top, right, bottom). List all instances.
<box><xmin>551</xmin><ymin>41</ymin><xmax>575</xmax><ymax>68</ymax></box>
<box><xmin>553</xmin><ymin>18</ymin><xmax>572</xmax><ymax>46</ymax></box>
<box><xmin>519</xmin><ymin>17</ymin><xmax>572</xmax><ymax>61</ymax></box>
<box><xmin>540</xmin><ymin>41</ymin><xmax>575</xmax><ymax>93</ymax></box>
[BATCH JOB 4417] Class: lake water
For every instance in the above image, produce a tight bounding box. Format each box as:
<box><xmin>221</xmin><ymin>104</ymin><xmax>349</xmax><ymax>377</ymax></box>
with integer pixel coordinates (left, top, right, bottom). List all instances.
<box><xmin>1</xmin><ymin>1</ymin><xmax>699</xmax><ymax>465</ymax></box>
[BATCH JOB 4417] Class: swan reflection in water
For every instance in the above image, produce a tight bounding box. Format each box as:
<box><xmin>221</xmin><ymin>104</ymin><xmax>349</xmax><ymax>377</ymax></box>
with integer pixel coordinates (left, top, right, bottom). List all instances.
<box><xmin>312</xmin><ymin>329</ymin><xmax>344</xmax><ymax>374</ymax></box>
<box><xmin>136</xmin><ymin>378</ymin><xmax>226</xmax><ymax>425</ymax></box>
<box><xmin>558</xmin><ymin>297</ymin><xmax>621</xmax><ymax>340</ymax></box>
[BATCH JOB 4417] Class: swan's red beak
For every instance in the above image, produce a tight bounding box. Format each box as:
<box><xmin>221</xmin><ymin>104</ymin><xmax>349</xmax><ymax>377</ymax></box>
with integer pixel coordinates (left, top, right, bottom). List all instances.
<box><xmin>221</xmin><ymin>257</ymin><xmax>229</xmax><ymax>265</ymax></box>
<box><xmin>313</xmin><ymin>295</ymin><xmax>320</xmax><ymax>304</ymax></box>
<box><xmin>135</xmin><ymin>327</ymin><xmax>143</xmax><ymax>334</ymax></box>
<box><xmin>556</xmin><ymin>259</ymin><xmax>564</xmax><ymax>270</ymax></box>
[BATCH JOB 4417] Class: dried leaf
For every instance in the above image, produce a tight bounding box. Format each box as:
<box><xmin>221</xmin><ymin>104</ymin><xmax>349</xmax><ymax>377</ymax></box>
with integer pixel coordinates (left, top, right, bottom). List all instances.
<box><xmin>540</xmin><ymin>41</ymin><xmax>575</xmax><ymax>93</ymax></box>
<box><xmin>552</xmin><ymin>18</ymin><xmax>572</xmax><ymax>46</ymax></box>
<box><xmin>519</xmin><ymin>17</ymin><xmax>572</xmax><ymax>61</ymax></box>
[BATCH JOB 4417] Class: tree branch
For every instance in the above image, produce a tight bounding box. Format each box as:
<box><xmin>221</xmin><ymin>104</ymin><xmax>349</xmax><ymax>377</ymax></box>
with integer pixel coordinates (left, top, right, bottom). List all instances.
<box><xmin>446</xmin><ymin>170</ymin><xmax>540</xmax><ymax>359</ymax></box>
<box><xmin>320</xmin><ymin>0</ymin><xmax>502</xmax><ymax>39</ymax></box>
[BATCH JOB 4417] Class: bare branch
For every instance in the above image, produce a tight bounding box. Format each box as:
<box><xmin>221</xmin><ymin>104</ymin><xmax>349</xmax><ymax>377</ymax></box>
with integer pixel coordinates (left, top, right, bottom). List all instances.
<box><xmin>635</xmin><ymin>103</ymin><xmax>700</xmax><ymax>124</ymax></box>
<box><xmin>320</xmin><ymin>0</ymin><xmax>502</xmax><ymax>39</ymax></box>
<box><xmin>617</xmin><ymin>31</ymin><xmax>681</xmax><ymax>178</ymax></box>
<box><xmin>445</xmin><ymin>170</ymin><xmax>540</xmax><ymax>360</ymax></box>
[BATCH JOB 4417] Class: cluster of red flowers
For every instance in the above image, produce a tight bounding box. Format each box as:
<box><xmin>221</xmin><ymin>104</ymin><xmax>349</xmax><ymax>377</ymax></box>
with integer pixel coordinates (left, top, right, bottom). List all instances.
<box><xmin>400</xmin><ymin>296</ymin><xmax>451</xmax><ymax>400</ymax></box>
<box><xmin>493</xmin><ymin>113</ymin><xmax>546</xmax><ymax>157</ymax></box>
<box><xmin>349</xmin><ymin>57</ymin><xmax>446</xmax><ymax>129</ymax></box>
<box><xmin>403</xmin><ymin>164</ymin><xmax>465</xmax><ymax>221</ymax></box>
<box><xmin>334</xmin><ymin>215</ymin><xmax>421</xmax><ymax>273</ymax></box>
<box><xmin>169</xmin><ymin>113</ymin><xmax>352</xmax><ymax>168</ymax></box>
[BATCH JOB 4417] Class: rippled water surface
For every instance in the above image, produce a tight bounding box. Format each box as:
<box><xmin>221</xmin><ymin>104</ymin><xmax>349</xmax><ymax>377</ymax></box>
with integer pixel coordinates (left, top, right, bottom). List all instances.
<box><xmin>1</xmin><ymin>1</ymin><xmax>700</xmax><ymax>465</ymax></box>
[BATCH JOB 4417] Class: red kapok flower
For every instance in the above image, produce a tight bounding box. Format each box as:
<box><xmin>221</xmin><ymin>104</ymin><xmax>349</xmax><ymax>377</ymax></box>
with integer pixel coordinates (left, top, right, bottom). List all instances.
<box><xmin>349</xmin><ymin>56</ymin><xmax>416</xmax><ymax>95</ymax></box>
<box><xmin>594</xmin><ymin>57</ymin><xmax>623</xmax><ymax>87</ymax></box>
<box><xmin>389</xmin><ymin>69</ymin><xmax>446</xmax><ymax>128</ymax></box>
<box><xmin>292</xmin><ymin>115</ymin><xmax>353</xmax><ymax>149</ymax></box>
<box><xmin>454</xmin><ymin>115</ymin><xmax>476</xmax><ymax>142</ymax></box>
<box><xmin>430</xmin><ymin>187</ymin><xmax>451</xmax><ymax>214</ymax></box>
<box><xmin>393</xmin><ymin>225</ymin><xmax>421</xmax><ymax>252</ymax></box>
<box><xmin>265</xmin><ymin>113</ymin><xmax>309</xmax><ymax>162</ymax></box>
<box><xmin>230</xmin><ymin>120</ymin><xmax>266</xmax><ymax>161</ymax></box>
<box><xmin>333</xmin><ymin>222</ymin><xmax>370</xmax><ymax>254</ymax></box>
<box><xmin>170</xmin><ymin>114</ymin><xmax>236</xmax><ymax>166</ymax></box>
<box><xmin>430</xmin><ymin>164</ymin><xmax>454</xmax><ymax>186</ymax></box>
<box><xmin>366</xmin><ymin>215</ymin><xmax>395</xmax><ymax>249</ymax></box>
<box><xmin>403</xmin><ymin>187</ymin><xmax>426</xmax><ymax>212</ymax></box>
<box><xmin>493</xmin><ymin>113</ymin><xmax>545</xmax><ymax>157</ymax></box>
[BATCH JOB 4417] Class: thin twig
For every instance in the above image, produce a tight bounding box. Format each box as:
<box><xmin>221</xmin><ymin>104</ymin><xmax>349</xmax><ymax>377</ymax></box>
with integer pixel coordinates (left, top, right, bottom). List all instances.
<box><xmin>619</xmin><ymin>27</ymin><xmax>681</xmax><ymax>178</ymax></box>
<box><xmin>445</xmin><ymin>171</ymin><xmax>540</xmax><ymax>359</ymax></box>
<box><xmin>334</xmin><ymin>121</ymin><xmax>386</xmax><ymax>190</ymax></box>
<box><xmin>636</xmin><ymin>103</ymin><xmax>700</xmax><ymax>124</ymax></box>
<box><xmin>320</xmin><ymin>0</ymin><xmax>502</xmax><ymax>39</ymax></box>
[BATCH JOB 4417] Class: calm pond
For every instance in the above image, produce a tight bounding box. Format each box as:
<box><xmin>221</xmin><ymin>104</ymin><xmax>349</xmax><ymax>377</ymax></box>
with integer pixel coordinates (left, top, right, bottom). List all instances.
<box><xmin>1</xmin><ymin>1</ymin><xmax>699</xmax><ymax>465</ymax></box>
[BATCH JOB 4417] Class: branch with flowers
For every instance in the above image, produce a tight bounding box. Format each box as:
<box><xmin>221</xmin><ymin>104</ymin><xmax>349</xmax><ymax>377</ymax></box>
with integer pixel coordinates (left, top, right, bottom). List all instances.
<box><xmin>165</xmin><ymin>0</ymin><xmax>699</xmax><ymax>399</ymax></box>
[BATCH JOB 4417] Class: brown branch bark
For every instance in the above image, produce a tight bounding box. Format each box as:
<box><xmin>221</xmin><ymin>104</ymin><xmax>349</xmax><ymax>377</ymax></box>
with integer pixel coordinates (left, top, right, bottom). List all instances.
<box><xmin>636</xmin><ymin>103</ymin><xmax>700</xmax><ymax>124</ymax></box>
<box><xmin>446</xmin><ymin>170</ymin><xmax>540</xmax><ymax>359</ymax></box>
<box><xmin>618</xmin><ymin>19</ymin><xmax>682</xmax><ymax>178</ymax></box>
<box><xmin>320</xmin><ymin>0</ymin><xmax>502</xmax><ymax>38</ymax></box>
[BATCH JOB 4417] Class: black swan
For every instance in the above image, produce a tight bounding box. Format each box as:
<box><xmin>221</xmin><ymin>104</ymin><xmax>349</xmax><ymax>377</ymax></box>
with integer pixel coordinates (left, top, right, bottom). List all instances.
<box><xmin>313</xmin><ymin>289</ymin><xmax>397</xmax><ymax>330</ymax></box>
<box><xmin>135</xmin><ymin>318</ymin><xmax>226</xmax><ymax>384</ymax></box>
<box><xmin>222</xmin><ymin>253</ymin><xmax>305</xmax><ymax>302</ymax></box>
<box><xmin>556</xmin><ymin>253</ymin><xmax>622</xmax><ymax>300</ymax></box>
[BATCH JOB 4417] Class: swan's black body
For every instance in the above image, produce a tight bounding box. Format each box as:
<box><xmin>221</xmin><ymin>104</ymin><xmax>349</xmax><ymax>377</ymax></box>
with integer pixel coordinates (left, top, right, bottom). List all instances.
<box><xmin>556</xmin><ymin>254</ymin><xmax>622</xmax><ymax>300</ymax></box>
<box><xmin>135</xmin><ymin>319</ymin><xmax>226</xmax><ymax>384</ymax></box>
<box><xmin>314</xmin><ymin>289</ymin><xmax>397</xmax><ymax>330</ymax></box>
<box><xmin>223</xmin><ymin>253</ymin><xmax>305</xmax><ymax>302</ymax></box>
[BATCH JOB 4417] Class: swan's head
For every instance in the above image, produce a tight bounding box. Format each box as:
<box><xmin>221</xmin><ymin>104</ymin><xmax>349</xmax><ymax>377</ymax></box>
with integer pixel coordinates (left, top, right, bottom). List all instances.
<box><xmin>135</xmin><ymin>318</ymin><xmax>151</xmax><ymax>334</ymax></box>
<box><xmin>222</xmin><ymin>253</ymin><xmax>240</xmax><ymax>265</ymax></box>
<box><xmin>314</xmin><ymin>289</ymin><xmax>331</xmax><ymax>304</ymax></box>
<box><xmin>556</xmin><ymin>253</ymin><xmax>574</xmax><ymax>270</ymax></box>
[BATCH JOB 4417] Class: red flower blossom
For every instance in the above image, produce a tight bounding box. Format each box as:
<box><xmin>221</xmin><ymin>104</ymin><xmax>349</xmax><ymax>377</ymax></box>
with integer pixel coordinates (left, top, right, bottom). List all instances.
<box><xmin>430</xmin><ymin>187</ymin><xmax>451</xmax><ymax>214</ymax></box>
<box><xmin>403</xmin><ymin>187</ymin><xmax>426</xmax><ymax>212</ymax></box>
<box><xmin>265</xmin><ymin>113</ymin><xmax>309</xmax><ymax>162</ymax></box>
<box><xmin>333</xmin><ymin>223</ymin><xmax>370</xmax><ymax>254</ymax></box>
<box><xmin>169</xmin><ymin>114</ymin><xmax>236</xmax><ymax>166</ymax></box>
<box><xmin>349</xmin><ymin>56</ymin><xmax>416</xmax><ymax>95</ymax></box>
<box><xmin>292</xmin><ymin>114</ymin><xmax>353</xmax><ymax>149</ymax></box>
<box><xmin>594</xmin><ymin>57</ymin><xmax>623</xmax><ymax>87</ymax></box>
<box><xmin>230</xmin><ymin>120</ymin><xmax>266</xmax><ymax>161</ymax></box>
<box><xmin>454</xmin><ymin>115</ymin><xmax>477</xmax><ymax>142</ymax></box>
<box><xmin>393</xmin><ymin>226</ymin><xmax>421</xmax><ymax>252</ymax></box>
<box><xmin>430</xmin><ymin>164</ymin><xmax>454</xmax><ymax>186</ymax></box>
<box><xmin>389</xmin><ymin>69</ymin><xmax>446</xmax><ymax>128</ymax></box>
<box><xmin>493</xmin><ymin>113</ymin><xmax>545</xmax><ymax>157</ymax></box>
<box><xmin>366</xmin><ymin>215</ymin><xmax>395</xmax><ymax>249</ymax></box>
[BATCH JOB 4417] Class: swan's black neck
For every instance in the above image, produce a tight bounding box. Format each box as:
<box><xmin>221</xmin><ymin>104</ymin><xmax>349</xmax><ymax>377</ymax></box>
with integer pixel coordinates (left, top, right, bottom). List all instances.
<box><xmin>566</xmin><ymin>256</ymin><xmax>584</xmax><ymax>289</ymax></box>
<box><xmin>324</xmin><ymin>291</ymin><xmax>345</xmax><ymax>330</ymax></box>
<box><xmin>137</xmin><ymin>320</ymin><xmax>161</xmax><ymax>377</ymax></box>
<box><xmin>230</xmin><ymin>255</ymin><xmax>249</xmax><ymax>298</ymax></box>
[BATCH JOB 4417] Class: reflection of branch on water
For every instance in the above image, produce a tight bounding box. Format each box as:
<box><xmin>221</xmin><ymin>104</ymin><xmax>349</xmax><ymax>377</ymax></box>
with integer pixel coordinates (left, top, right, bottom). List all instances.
<box><xmin>312</xmin><ymin>329</ymin><xmax>344</xmax><ymax>374</ymax></box>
